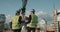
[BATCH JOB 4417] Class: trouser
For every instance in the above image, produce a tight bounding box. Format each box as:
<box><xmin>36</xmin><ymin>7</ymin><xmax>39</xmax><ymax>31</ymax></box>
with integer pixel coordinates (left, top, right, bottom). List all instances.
<box><xmin>27</xmin><ymin>27</ymin><xmax>36</xmax><ymax>32</ymax></box>
<box><xmin>12</xmin><ymin>29</ymin><xmax>21</xmax><ymax>32</ymax></box>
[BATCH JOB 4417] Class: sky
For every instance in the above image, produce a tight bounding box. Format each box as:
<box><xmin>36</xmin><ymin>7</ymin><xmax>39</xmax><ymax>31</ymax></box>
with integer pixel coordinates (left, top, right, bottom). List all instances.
<box><xmin>0</xmin><ymin>0</ymin><xmax>60</xmax><ymax>15</ymax></box>
<box><xmin>0</xmin><ymin>0</ymin><xmax>60</xmax><ymax>24</ymax></box>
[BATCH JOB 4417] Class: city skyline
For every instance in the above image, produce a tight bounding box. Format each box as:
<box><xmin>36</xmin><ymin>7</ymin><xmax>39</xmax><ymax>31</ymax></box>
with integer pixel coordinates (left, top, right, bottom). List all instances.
<box><xmin>0</xmin><ymin>0</ymin><xmax>60</xmax><ymax>24</ymax></box>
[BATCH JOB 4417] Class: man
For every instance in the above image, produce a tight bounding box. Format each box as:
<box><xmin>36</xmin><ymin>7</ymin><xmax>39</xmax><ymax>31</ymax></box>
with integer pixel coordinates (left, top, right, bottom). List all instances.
<box><xmin>12</xmin><ymin>11</ymin><xmax>22</xmax><ymax>32</ymax></box>
<box><xmin>27</xmin><ymin>9</ymin><xmax>38</xmax><ymax>32</ymax></box>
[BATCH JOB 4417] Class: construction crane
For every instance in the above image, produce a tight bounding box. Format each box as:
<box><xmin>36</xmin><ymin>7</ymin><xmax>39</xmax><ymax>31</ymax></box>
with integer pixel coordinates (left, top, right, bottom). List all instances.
<box><xmin>18</xmin><ymin>0</ymin><xmax>28</xmax><ymax>16</ymax></box>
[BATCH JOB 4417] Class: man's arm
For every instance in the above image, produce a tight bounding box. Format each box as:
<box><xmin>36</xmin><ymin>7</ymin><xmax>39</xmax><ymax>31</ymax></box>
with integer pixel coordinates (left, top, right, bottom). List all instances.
<box><xmin>26</xmin><ymin>15</ymin><xmax>31</xmax><ymax>24</ymax></box>
<box><xmin>18</xmin><ymin>16</ymin><xmax>22</xmax><ymax>24</ymax></box>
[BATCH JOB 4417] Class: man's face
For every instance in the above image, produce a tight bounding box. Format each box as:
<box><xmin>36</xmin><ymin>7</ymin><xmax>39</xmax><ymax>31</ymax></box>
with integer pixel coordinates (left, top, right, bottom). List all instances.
<box><xmin>16</xmin><ymin>13</ymin><xmax>20</xmax><ymax>16</ymax></box>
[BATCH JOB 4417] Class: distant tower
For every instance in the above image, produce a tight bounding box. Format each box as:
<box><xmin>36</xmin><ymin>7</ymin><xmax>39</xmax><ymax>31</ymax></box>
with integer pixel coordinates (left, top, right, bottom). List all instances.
<box><xmin>53</xmin><ymin>1</ymin><xmax>59</xmax><ymax>31</ymax></box>
<box><xmin>53</xmin><ymin>10</ymin><xmax>59</xmax><ymax>32</ymax></box>
<box><xmin>53</xmin><ymin>9</ymin><xmax>60</xmax><ymax>32</ymax></box>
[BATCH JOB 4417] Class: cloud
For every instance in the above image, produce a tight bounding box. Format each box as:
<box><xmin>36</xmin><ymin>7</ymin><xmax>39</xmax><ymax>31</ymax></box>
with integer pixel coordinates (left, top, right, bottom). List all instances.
<box><xmin>6</xmin><ymin>15</ymin><xmax>11</xmax><ymax>23</ymax></box>
<box><xmin>6</xmin><ymin>15</ymin><xmax>11</xmax><ymax>19</ymax></box>
<box><xmin>36</xmin><ymin>11</ymin><xmax>47</xmax><ymax>16</ymax></box>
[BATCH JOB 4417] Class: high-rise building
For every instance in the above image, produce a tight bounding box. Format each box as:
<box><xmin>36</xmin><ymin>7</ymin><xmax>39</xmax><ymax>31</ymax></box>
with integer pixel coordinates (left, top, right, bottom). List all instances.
<box><xmin>0</xmin><ymin>14</ymin><xmax>6</xmax><ymax>31</ymax></box>
<box><xmin>53</xmin><ymin>10</ymin><xmax>60</xmax><ymax>32</ymax></box>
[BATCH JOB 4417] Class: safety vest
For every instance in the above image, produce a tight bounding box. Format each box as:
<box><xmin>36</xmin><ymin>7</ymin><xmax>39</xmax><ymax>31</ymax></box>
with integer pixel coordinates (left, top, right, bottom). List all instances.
<box><xmin>27</xmin><ymin>14</ymin><xmax>38</xmax><ymax>28</ymax></box>
<box><xmin>12</xmin><ymin>16</ymin><xmax>21</xmax><ymax>29</ymax></box>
